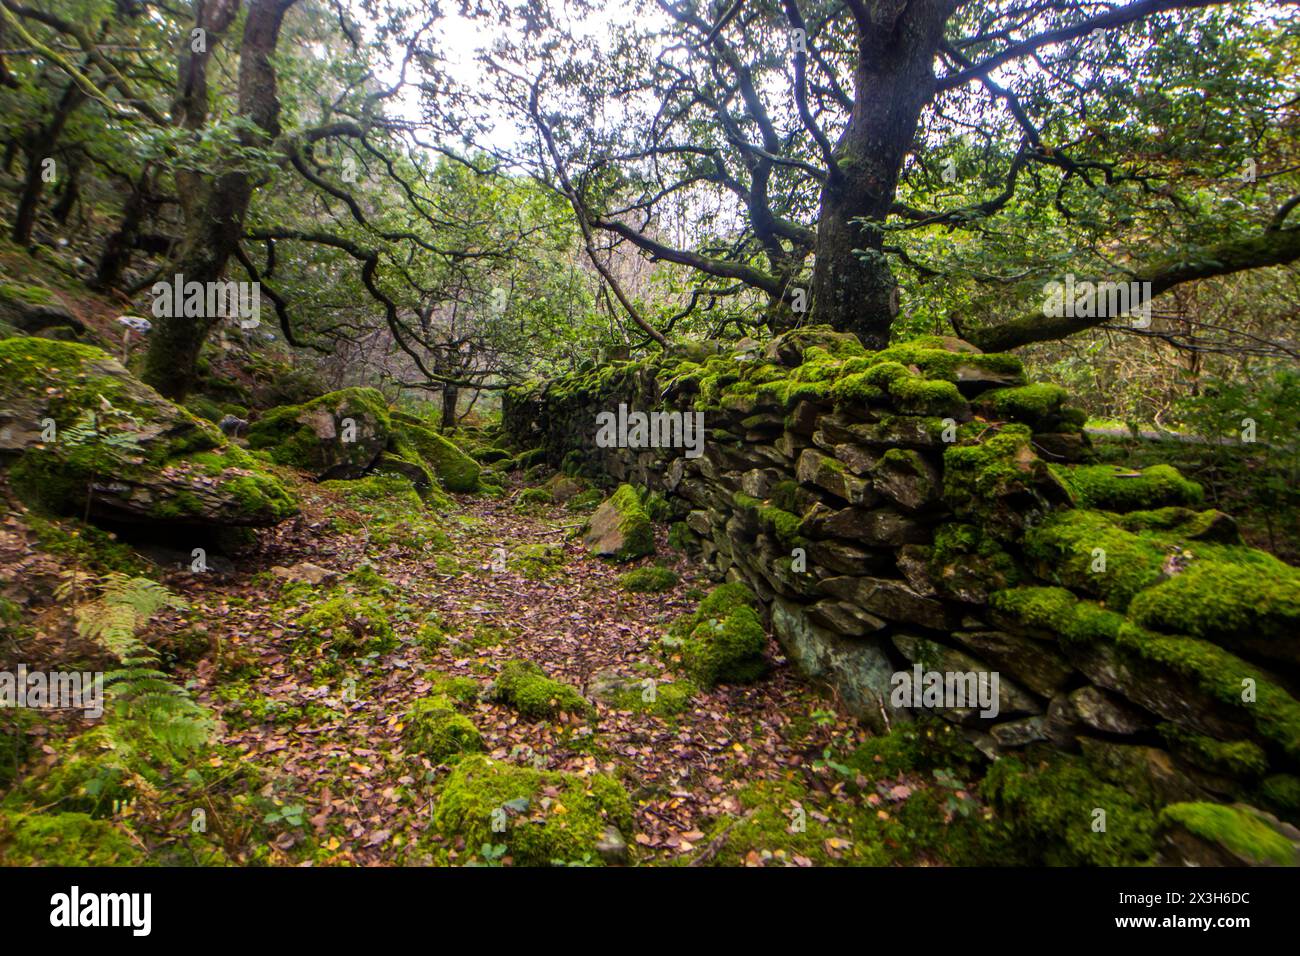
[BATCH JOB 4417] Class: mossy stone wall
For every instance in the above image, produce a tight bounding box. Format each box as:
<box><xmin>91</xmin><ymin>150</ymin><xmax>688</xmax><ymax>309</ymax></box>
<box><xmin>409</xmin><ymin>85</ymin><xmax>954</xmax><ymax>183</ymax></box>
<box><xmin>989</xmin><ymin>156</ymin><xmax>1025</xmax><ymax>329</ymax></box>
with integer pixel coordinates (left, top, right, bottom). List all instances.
<box><xmin>504</xmin><ymin>326</ymin><xmax>1300</xmax><ymax>856</ymax></box>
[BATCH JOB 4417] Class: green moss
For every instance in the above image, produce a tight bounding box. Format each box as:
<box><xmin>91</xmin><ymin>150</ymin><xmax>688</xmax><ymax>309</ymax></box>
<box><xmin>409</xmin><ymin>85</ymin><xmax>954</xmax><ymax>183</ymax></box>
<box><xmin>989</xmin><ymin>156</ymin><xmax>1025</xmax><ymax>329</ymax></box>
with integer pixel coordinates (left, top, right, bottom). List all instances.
<box><xmin>0</xmin><ymin>810</ymin><xmax>148</xmax><ymax>866</ymax></box>
<box><xmin>297</xmin><ymin>594</ymin><xmax>395</xmax><ymax>653</ymax></box>
<box><xmin>619</xmin><ymin>566</ymin><xmax>679</xmax><ymax>593</ymax></box>
<box><xmin>492</xmin><ymin>660</ymin><xmax>590</xmax><ymax>720</ymax></box>
<box><xmin>990</xmin><ymin>587</ymin><xmax>1125</xmax><ymax>643</ymax></box>
<box><xmin>671</xmin><ymin>584</ymin><xmax>768</xmax><ymax>687</ymax></box>
<box><xmin>403</xmin><ymin>696</ymin><xmax>484</xmax><ymax>762</ymax></box>
<box><xmin>606</xmin><ymin>679</ymin><xmax>695</xmax><ymax>716</ymax></box>
<box><xmin>430</xmin><ymin>755</ymin><xmax>633</xmax><ymax>866</ymax></box>
<box><xmin>0</xmin><ymin>280</ymin><xmax>56</xmax><ymax>306</ymax></box>
<box><xmin>515</xmin><ymin>487</ymin><xmax>553</xmax><ymax>512</ymax></box>
<box><xmin>942</xmin><ymin>425</ymin><xmax>1055</xmax><ymax>534</ymax></box>
<box><xmin>1051</xmin><ymin>464</ymin><xmax>1203</xmax><ymax>511</ymax></box>
<box><xmin>1023</xmin><ymin>510</ymin><xmax>1167</xmax><ymax>611</ymax></box>
<box><xmin>982</xmin><ymin>752</ymin><xmax>1159</xmax><ymax>866</ymax></box>
<box><xmin>1258</xmin><ymin>775</ymin><xmax>1300</xmax><ymax>817</ymax></box>
<box><xmin>1128</xmin><ymin>556</ymin><xmax>1300</xmax><ymax>646</ymax></box>
<box><xmin>394</xmin><ymin>420</ymin><xmax>482</xmax><ymax>493</ymax></box>
<box><xmin>847</xmin><ymin>718</ymin><xmax>981</xmax><ymax>779</ymax></box>
<box><xmin>1157</xmin><ymin>724</ymin><xmax>1268</xmax><ymax>778</ymax></box>
<box><xmin>1160</xmin><ymin>802</ymin><xmax>1294</xmax><ymax>865</ymax></box>
<box><xmin>734</xmin><ymin>492</ymin><xmax>802</xmax><ymax>548</ymax></box>
<box><xmin>690</xmin><ymin>778</ymin><xmax>889</xmax><ymax>867</ymax></box>
<box><xmin>666</xmin><ymin>521</ymin><xmax>697</xmax><ymax>551</ymax></box>
<box><xmin>979</xmin><ymin>383</ymin><xmax>1071</xmax><ymax>429</ymax></box>
<box><xmin>509</xmin><ymin>542</ymin><xmax>565</xmax><ymax>581</ymax></box>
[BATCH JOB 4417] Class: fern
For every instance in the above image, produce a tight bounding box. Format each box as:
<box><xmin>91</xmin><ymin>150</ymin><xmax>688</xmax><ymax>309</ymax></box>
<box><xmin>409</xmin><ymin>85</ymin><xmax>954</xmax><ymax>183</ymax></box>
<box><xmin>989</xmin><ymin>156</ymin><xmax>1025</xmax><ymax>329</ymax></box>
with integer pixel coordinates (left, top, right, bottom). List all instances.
<box><xmin>57</xmin><ymin>572</ymin><xmax>213</xmax><ymax>757</ymax></box>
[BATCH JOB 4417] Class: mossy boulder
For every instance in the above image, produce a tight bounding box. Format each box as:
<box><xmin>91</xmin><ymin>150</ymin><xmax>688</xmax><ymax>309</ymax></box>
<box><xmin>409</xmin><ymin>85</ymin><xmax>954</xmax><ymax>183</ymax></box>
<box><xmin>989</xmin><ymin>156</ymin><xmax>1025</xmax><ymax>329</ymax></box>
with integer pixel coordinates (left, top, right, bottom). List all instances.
<box><xmin>0</xmin><ymin>281</ymin><xmax>83</xmax><ymax>336</ymax></box>
<box><xmin>389</xmin><ymin>416</ymin><xmax>481</xmax><ymax>492</ymax></box>
<box><xmin>583</xmin><ymin>484</ymin><xmax>655</xmax><ymax>562</ymax></box>
<box><xmin>1158</xmin><ymin>802</ymin><xmax>1299</xmax><ymax>866</ymax></box>
<box><xmin>0</xmin><ymin>338</ymin><xmax>297</xmax><ymax>527</ymax></box>
<box><xmin>663</xmin><ymin>582</ymin><xmax>768</xmax><ymax>686</ymax></box>
<box><xmin>430</xmin><ymin>755</ymin><xmax>634</xmax><ymax>865</ymax></box>
<box><xmin>403</xmin><ymin>696</ymin><xmax>484</xmax><ymax>762</ymax></box>
<box><xmin>1051</xmin><ymin>463</ymin><xmax>1203</xmax><ymax>511</ymax></box>
<box><xmin>247</xmin><ymin>387</ymin><xmax>390</xmax><ymax>479</ymax></box>
<box><xmin>491</xmin><ymin>660</ymin><xmax>590</xmax><ymax>720</ymax></box>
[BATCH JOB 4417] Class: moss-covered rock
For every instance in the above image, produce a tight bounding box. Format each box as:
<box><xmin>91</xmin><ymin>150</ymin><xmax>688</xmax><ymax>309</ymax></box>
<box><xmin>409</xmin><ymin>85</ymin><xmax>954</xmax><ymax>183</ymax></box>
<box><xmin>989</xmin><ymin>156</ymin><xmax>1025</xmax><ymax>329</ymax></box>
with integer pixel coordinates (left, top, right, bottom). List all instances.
<box><xmin>247</xmin><ymin>387</ymin><xmax>390</xmax><ymax>479</ymax></box>
<box><xmin>982</xmin><ymin>751</ymin><xmax>1160</xmax><ymax>865</ymax></box>
<box><xmin>430</xmin><ymin>755</ymin><xmax>634</xmax><ymax>866</ymax></box>
<box><xmin>1127</xmin><ymin>557</ymin><xmax>1300</xmax><ymax>665</ymax></box>
<box><xmin>403</xmin><ymin>696</ymin><xmax>484</xmax><ymax>762</ymax></box>
<box><xmin>1159</xmin><ymin>802</ymin><xmax>1298</xmax><ymax>866</ymax></box>
<box><xmin>390</xmin><ymin>416</ymin><xmax>481</xmax><ymax>492</ymax></box>
<box><xmin>297</xmin><ymin>593</ymin><xmax>395</xmax><ymax>654</ymax></box>
<box><xmin>663</xmin><ymin>582</ymin><xmax>768</xmax><ymax>686</ymax></box>
<box><xmin>619</xmin><ymin>566</ymin><xmax>679</xmax><ymax>593</ymax></box>
<box><xmin>582</xmin><ymin>484</ymin><xmax>655</xmax><ymax>562</ymax></box>
<box><xmin>1051</xmin><ymin>463</ymin><xmax>1203</xmax><ymax>511</ymax></box>
<box><xmin>491</xmin><ymin>660</ymin><xmax>590</xmax><ymax>720</ymax></box>
<box><xmin>0</xmin><ymin>809</ymin><xmax>148</xmax><ymax>866</ymax></box>
<box><xmin>0</xmin><ymin>338</ymin><xmax>297</xmax><ymax>527</ymax></box>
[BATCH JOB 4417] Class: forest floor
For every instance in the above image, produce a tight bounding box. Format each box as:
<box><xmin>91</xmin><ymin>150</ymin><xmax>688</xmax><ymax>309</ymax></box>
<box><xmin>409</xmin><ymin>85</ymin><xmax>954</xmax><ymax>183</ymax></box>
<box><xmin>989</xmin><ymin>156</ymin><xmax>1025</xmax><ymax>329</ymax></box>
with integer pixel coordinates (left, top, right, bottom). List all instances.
<box><xmin>175</xmin><ymin>477</ymin><xmax>890</xmax><ymax>866</ymax></box>
<box><xmin>4</xmin><ymin>473</ymin><xmax>992</xmax><ymax>866</ymax></box>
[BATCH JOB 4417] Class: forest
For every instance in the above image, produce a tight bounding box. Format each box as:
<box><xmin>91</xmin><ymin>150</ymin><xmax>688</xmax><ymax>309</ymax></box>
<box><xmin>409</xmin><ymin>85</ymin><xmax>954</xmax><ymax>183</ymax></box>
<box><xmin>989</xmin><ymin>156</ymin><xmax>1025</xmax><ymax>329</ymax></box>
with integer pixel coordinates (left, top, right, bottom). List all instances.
<box><xmin>0</xmin><ymin>0</ymin><xmax>1298</xmax><ymax>886</ymax></box>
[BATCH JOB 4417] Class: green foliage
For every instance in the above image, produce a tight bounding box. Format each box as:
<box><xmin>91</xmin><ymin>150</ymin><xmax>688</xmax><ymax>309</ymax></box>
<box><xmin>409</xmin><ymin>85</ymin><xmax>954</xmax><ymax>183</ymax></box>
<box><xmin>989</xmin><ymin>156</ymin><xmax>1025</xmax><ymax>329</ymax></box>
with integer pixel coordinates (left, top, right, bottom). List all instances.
<box><xmin>55</xmin><ymin>572</ymin><xmax>213</xmax><ymax>754</ymax></box>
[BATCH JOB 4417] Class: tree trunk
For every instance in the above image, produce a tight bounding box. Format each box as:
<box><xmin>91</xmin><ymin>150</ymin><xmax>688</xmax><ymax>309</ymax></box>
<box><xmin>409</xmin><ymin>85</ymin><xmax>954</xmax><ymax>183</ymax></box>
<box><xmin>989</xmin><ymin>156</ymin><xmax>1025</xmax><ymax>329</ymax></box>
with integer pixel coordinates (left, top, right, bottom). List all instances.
<box><xmin>809</xmin><ymin>1</ymin><xmax>952</xmax><ymax>348</ymax></box>
<box><xmin>93</xmin><ymin>170</ymin><xmax>153</xmax><ymax>290</ymax></box>
<box><xmin>12</xmin><ymin>80</ymin><xmax>85</xmax><ymax>244</ymax></box>
<box><xmin>143</xmin><ymin>0</ymin><xmax>296</xmax><ymax>399</ymax></box>
<box><xmin>440</xmin><ymin>384</ymin><xmax>459</xmax><ymax>431</ymax></box>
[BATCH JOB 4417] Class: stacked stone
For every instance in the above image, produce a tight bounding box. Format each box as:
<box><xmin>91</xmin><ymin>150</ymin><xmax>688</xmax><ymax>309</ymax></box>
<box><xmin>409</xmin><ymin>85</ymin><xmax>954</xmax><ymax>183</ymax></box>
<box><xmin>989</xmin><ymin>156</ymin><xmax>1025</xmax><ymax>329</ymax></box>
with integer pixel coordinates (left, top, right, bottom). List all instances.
<box><xmin>505</xmin><ymin>327</ymin><xmax>1300</xmax><ymax>857</ymax></box>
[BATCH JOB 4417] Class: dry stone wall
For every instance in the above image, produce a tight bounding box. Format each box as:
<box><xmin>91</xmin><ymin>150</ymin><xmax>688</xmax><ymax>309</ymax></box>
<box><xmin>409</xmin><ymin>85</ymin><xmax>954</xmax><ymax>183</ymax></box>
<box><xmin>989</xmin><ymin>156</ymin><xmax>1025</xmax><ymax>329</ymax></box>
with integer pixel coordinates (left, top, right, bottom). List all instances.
<box><xmin>505</xmin><ymin>326</ymin><xmax>1300</xmax><ymax>844</ymax></box>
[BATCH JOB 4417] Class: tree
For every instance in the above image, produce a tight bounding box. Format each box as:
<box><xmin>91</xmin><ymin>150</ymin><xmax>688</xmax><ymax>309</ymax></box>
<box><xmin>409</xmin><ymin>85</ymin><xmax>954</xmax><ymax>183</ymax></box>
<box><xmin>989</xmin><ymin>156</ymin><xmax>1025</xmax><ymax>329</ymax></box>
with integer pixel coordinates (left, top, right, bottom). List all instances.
<box><xmin>495</xmin><ymin>0</ymin><xmax>1300</xmax><ymax>350</ymax></box>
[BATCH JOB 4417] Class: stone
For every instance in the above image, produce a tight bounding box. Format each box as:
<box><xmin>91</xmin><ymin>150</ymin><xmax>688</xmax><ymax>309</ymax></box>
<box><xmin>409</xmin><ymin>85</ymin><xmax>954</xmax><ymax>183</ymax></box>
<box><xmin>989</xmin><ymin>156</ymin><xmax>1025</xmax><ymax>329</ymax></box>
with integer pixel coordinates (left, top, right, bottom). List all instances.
<box><xmin>1065</xmin><ymin>641</ymin><xmax>1252</xmax><ymax>742</ymax></box>
<box><xmin>870</xmin><ymin>449</ymin><xmax>940</xmax><ymax>511</ymax></box>
<box><xmin>582</xmin><ymin>485</ymin><xmax>654</xmax><ymax>562</ymax></box>
<box><xmin>989</xmin><ymin>716</ymin><xmax>1048</xmax><ymax>747</ymax></box>
<box><xmin>0</xmin><ymin>338</ymin><xmax>298</xmax><ymax>528</ymax></box>
<box><xmin>806</xmin><ymin>539</ymin><xmax>893</xmax><ymax>577</ymax></box>
<box><xmin>891</xmin><ymin>633</ymin><xmax>1041</xmax><ymax>719</ymax></box>
<box><xmin>950</xmin><ymin>630</ymin><xmax>1072</xmax><ymax>698</ymax></box>
<box><xmin>595</xmin><ymin>825</ymin><xmax>630</xmax><ymax>865</ymax></box>
<box><xmin>1068</xmin><ymin>686</ymin><xmax>1150</xmax><ymax>735</ymax></box>
<box><xmin>800</xmin><ymin>504</ymin><xmax>925</xmax><ymax>545</ymax></box>
<box><xmin>895</xmin><ymin>545</ymin><xmax>938</xmax><ymax>597</ymax></box>
<box><xmin>270</xmin><ymin>562</ymin><xmax>339</xmax><ymax>586</ymax></box>
<box><xmin>740</xmin><ymin>467</ymin><xmax>784</xmax><ymax>500</ymax></box>
<box><xmin>542</xmin><ymin>472</ymin><xmax>583</xmax><ymax>503</ymax></box>
<box><xmin>248</xmin><ymin>387</ymin><xmax>390</xmax><ymax>480</ymax></box>
<box><xmin>770</xmin><ymin>598</ymin><xmax>903</xmax><ymax>730</ymax></box>
<box><xmin>806</xmin><ymin>599</ymin><xmax>888</xmax><ymax>636</ymax></box>
<box><xmin>796</xmin><ymin>448</ymin><xmax>874</xmax><ymax>505</ymax></box>
<box><xmin>820</xmin><ymin>576</ymin><xmax>952</xmax><ymax>630</ymax></box>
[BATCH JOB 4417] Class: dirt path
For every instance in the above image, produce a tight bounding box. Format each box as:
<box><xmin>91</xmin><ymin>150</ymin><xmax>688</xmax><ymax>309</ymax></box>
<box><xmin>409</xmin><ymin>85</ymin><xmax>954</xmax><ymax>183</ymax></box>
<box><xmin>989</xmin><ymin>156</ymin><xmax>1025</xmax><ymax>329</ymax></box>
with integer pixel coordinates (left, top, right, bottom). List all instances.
<box><xmin>184</xmin><ymin>480</ymin><xmax>867</xmax><ymax>865</ymax></box>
